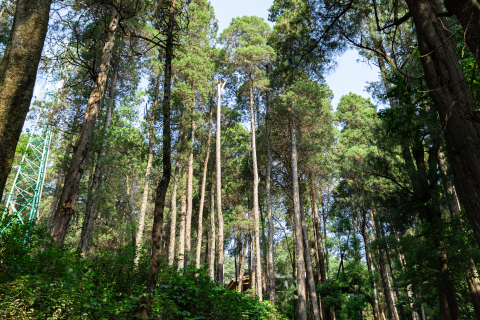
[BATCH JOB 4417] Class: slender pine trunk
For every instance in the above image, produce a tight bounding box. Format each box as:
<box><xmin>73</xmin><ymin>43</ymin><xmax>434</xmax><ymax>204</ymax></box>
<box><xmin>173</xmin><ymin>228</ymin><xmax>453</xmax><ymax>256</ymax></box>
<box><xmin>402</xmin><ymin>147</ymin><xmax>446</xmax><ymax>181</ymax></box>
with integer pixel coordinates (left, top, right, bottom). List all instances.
<box><xmin>216</xmin><ymin>80</ymin><xmax>225</xmax><ymax>285</ymax></box>
<box><xmin>168</xmin><ymin>162</ymin><xmax>180</xmax><ymax>265</ymax></box>
<box><xmin>185</xmin><ymin>95</ymin><xmax>196</xmax><ymax>266</ymax></box>
<box><xmin>266</xmin><ymin>89</ymin><xmax>275</xmax><ymax>304</ymax></box>
<box><xmin>208</xmin><ymin>177</ymin><xmax>216</xmax><ymax>279</ymax></box>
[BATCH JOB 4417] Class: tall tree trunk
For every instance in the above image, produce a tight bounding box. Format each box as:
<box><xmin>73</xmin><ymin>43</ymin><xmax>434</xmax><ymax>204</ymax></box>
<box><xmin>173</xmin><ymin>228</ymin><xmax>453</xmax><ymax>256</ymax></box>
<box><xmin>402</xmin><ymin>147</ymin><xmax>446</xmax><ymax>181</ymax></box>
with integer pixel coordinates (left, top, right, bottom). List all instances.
<box><xmin>405</xmin><ymin>0</ymin><xmax>480</xmax><ymax>252</ymax></box>
<box><xmin>299</xmin><ymin>187</ymin><xmax>322</xmax><ymax>320</ymax></box>
<box><xmin>0</xmin><ymin>0</ymin><xmax>52</xmax><ymax>198</ymax></box>
<box><xmin>370</xmin><ymin>208</ymin><xmax>399</xmax><ymax>320</ymax></box>
<box><xmin>216</xmin><ymin>80</ymin><xmax>226</xmax><ymax>285</ymax></box>
<box><xmin>168</xmin><ymin>161</ymin><xmax>180</xmax><ymax>265</ymax></box>
<box><xmin>249</xmin><ymin>84</ymin><xmax>262</xmax><ymax>299</ymax></box>
<box><xmin>79</xmin><ymin>62</ymin><xmax>118</xmax><ymax>255</ymax></box>
<box><xmin>265</xmin><ymin>89</ymin><xmax>275</xmax><ymax>304</ymax></box>
<box><xmin>208</xmin><ymin>178</ymin><xmax>216</xmax><ymax>279</ymax></box>
<box><xmin>238</xmin><ymin>239</ymin><xmax>247</xmax><ymax>292</ymax></box>
<box><xmin>137</xmin><ymin>12</ymin><xmax>174</xmax><ymax>316</ymax></box>
<box><xmin>360</xmin><ymin>209</ymin><xmax>381</xmax><ymax>320</ymax></box>
<box><xmin>291</xmin><ymin>106</ymin><xmax>307</xmax><ymax>320</ymax></box>
<box><xmin>178</xmin><ymin>166</ymin><xmax>187</xmax><ymax>270</ymax></box>
<box><xmin>135</xmin><ymin>73</ymin><xmax>161</xmax><ymax>266</ymax></box>
<box><xmin>185</xmin><ymin>95</ymin><xmax>196</xmax><ymax>266</ymax></box>
<box><xmin>309</xmin><ymin>176</ymin><xmax>326</xmax><ymax>283</ymax></box>
<box><xmin>51</xmin><ymin>9</ymin><xmax>119</xmax><ymax>245</ymax></box>
<box><xmin>195</xmin><ymin>100</ymin><xmax>213</xmax><ymax>268</ymax></box>
<box><xmin>438</xmin><ymin>148</ymin><xmax>460</xmax><ymax>217</ymax></box>
<box><xmin>46</xmin><ymin>102</ymin><xmax>81</xmax><ymax>232</ymax></box>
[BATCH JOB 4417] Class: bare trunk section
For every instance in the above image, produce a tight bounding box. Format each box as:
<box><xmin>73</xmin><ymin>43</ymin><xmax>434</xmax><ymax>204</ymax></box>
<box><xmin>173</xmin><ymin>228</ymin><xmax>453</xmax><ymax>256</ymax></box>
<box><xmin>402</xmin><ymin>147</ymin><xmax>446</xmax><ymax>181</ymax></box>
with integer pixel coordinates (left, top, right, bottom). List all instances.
<box><xmin>52</xmin><ymin>9</ymin><xmax>119</xmax><ymax>245</ymax></box>
<box><xmin>266</xmin><ymin>90</ymin><xmax>275</xmax><ymax>304</ymax></box>
<box><xmin>178</xmin><ymin>166</ymin><xmax>187</xmax><ymax>270</ymax></box>
<box><xmin>299</xmin><ymin>188</ymin><xmax>322</xmax><ymax>320</ymax></box>
<box><xmin>216</xmin><ymin>80</ymin><xmax>226</xmax><ymax>285</ymax></box>
<box><xmin>238</xmin><ymin>239</ymin><xmax>247</xmax><ymax>292</ymax></box>
<box><xmin>370</xmin><ymin>208</ymin><xmax>399</xmax><ymax>320</ymax></box>
<box><xmin>134</xmin><ymin>73</ymin><xmax>161</xmax><ymax>266</ymax></box>
<box><xmin>291</xmin><ymin>106</ymin><xmax>307</xmax><ymax>320</ymax></box>
<box><xmin>195</xmin><ymin>101</ymin><xmax>213</xmax><ymax>268</ymax></box>
<box><xmin>249</xmin><ymin>84</ymin><xmax>262</xmax><ymax>300</ymax></box>
<box><xmin>405</xmin><ymin>0</ymin><xmax>480</xmax><ymax>252</ymax></box>
<box><xmin>438</xmin><ymin>149</ymin><xmax>460</xmax><ymax>217</ymax></box>
<box><xmin>0</xmin><ymin>0</ymin><xmax>52</xmax><ymax>197</ymax></box>
<box><xmin>185</xmin><ymin>96</ymin><xmax>196</xmax><ymax>266</ymax></box>
<box><xmin>309</xmin><ymin>177</ymin><xmax>326</xmax><ymax>283</ymax></box>
<box><xmin>168</xmin><ymin>162</ymin><xmax>180</xmax><ymax>265</ymax></box>
<box><xmin>79</xmin><ymin>62</ymin><xmax>118</xmax><ymax>255</ymax></box>
<box><xmin>137</xmin><ymin>15</ymin><xmax>174</xmax><ymax>316</ymax></box>
<box><xmin>46</xmin><ymin>103</ymin><xmax>81</xmax><ymax>232</ymax></box>
<box><xmin>208</xmin><ymin>178</ymin><xmax>216</xmax><ymax>279</ymax></box>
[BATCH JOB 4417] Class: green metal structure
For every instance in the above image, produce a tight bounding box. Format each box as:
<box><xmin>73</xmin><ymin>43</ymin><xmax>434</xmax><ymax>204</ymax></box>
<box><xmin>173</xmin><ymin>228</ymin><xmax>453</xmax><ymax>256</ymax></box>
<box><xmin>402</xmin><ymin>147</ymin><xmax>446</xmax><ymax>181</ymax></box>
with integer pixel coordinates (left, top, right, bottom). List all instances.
<box><xmin>1</xmin><ymin>122</ymin><xmax>52</xmax><ymax>233</ymax></box>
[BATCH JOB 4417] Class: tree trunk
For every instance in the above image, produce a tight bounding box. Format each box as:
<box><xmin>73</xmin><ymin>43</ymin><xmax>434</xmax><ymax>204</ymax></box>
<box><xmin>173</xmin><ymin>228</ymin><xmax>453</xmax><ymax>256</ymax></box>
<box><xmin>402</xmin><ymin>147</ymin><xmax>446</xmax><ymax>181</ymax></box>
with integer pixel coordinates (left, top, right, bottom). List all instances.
<box><xmin>195</xmin><ymin>100</ymin><xmax>213</xmax><ymax>268</ymax></box>
<box><xmin>208</xmin><ymin>178</ymin><xmax>216</xmax><ymax>279</ymax></box>
<box><xmin>0</xmin><ymin>0</ymin><xmax>52</xmax><ymax>198</ymax></box>
<box><xmin>185</xmin><ymin>95</ymin><xmax>196</xmax><ymax>266</ymax></box>
<box><xmin>46</xmin><ymin>102</ymin><xmax>81</xmax><ymax>232</ymax></box>
<box><xmin>249</xmin><ymin>83</ymin><xmax>262</xmax><ymax>300</ymax></box>
<box><xmin>137</xmin><ymin>16</ymin><xmax>174</xmax><ymax>316</ymax></box>
<box><xmin>51</xmin><ymin>9</ymin><xmax>119</xmax><ymax>245</ymax></box>
<box><xmin>265</xmin><ymin>89</ymin><xmax>275</xmax><ymax>304</ymax></box>
<box><xmin>405</xmin><ymin>0</ymin><xmax>480</xmax><ymax>252</ymax></box>
<box><xmin>238</xmin><ymin>239</ymin><xmax>247</xmax><ymax>292</ymax></box>
<box><xmin>135</xmin><ymin>73</ymin><xmax>161</xmax><ymax>266</ymax></box>
<box><xmin>178</xmin><ymin>166</ymin><xmax>187</xmax><ymax>270</ymax></box>
<box><xmin>438</xmin><ymin>148</ymin><xmax>460</xmax><ymax>217</ymax></box>
<box><xmin>299</xmin><ymin>187</ymin><xmax>322</xmax><ymax>320</ymax></box>
<box><xmin>79</xmin><ymin>61</ymin><xmax>118</xmax><ymax>255</ymax></box>
<box><xmin>291</xmin><ymin>106</ymin><xmax>307</xmax><ymax>320</ymax></box>
<box><xmin>168</xmin><ymin>161</ymin><xmax>180</xmax><ymax>265</ymax></box>
<box><xmin>370</xmin><ymin>208</ymin><xmax>399</xmax><ymax>320</ymax></box>
<box><xmin>216</xmin><ymin>80</ymin><xmax>226</xmax><ymax>285</ymax></box>
<box><xmin>309</xmin><ymin>176</ymin><xmax>326</xmax><ymax>283</ymax></box>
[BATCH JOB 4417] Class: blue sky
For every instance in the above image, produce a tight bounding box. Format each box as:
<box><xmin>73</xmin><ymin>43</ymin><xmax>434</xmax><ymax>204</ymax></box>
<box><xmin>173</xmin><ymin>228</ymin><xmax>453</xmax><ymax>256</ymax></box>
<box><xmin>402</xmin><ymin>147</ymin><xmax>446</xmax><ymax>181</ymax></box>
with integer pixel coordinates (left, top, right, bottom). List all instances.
<box><xmin>209</xmin><ymin>0</ymin><xmax>380</xmax><ymax>110</ymax></box>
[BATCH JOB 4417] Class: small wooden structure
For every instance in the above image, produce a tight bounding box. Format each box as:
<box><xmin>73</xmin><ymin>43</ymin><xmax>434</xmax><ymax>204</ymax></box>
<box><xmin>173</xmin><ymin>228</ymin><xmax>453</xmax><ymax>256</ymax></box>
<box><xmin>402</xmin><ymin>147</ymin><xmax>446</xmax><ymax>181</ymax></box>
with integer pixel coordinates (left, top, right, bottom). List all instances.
<box><xmin>227</xmin><ymin>276</ymin><xmax>251</xmax><ymax>292</ymax></box>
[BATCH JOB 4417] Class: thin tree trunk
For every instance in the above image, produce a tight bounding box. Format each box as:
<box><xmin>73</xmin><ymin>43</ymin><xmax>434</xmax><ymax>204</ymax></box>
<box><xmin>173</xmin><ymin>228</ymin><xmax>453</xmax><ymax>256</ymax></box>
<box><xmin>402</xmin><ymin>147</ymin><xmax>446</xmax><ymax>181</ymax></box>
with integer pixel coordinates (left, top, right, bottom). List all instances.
<box><xmin>371</xmin><ymin>208</ymin><xmax>399</xmax><ymax>320</ymax></box>
<box><xmin>208</xmin><ymin>178</ymin><xmax>216</xmax><ymax>279</ymax></box>
<box><xmin>46</xmin><ymin>102</ymin><xmax>81</xmax><ymax>232</ymax></box>
<box><xmin>216</xmin><ymin>80</ymin><xmax>226</xmax><ymax>285</ymax></box>
<box><xmin>291</xmin><ymin>106</ymin><xmax>307</xmax><ymax>320</ymax></box>
<box><xmin>168</xmin><ymin>162</ymin><xmax>180</xmax><ymax>265</ymax></box>
<box><xmin>185</xmin><ymin>95</ymin><xmax>196</xmax><ymax>266</ymax></box>
<box><xmin>79</xmin><ymin>62</ymin><xmax>118</xmax><ymax>255</ymax></box>
<box><xmin>52</xmin><ymin>8</ymin><xmax>119</xmax><ymax>245</ymax></box>
<box><xmin>249</xmin><ymin>83</ymin><xmax>262</xmax><ymax>300</ymax></box>
<box><xmin>405</xmin><ymin>0</ymin><xmax>480</xmax><ymax>253</ymax></box>
<box><xmin>299</xmin><ymin>188</ymin><xmax>322</xmax><ymax>320</ymax></box>
<box><xmin>134</xmin><ymin>73</ymin><xmax>161</xmax><ymax>266</ymax></box>
<box><xmin>137</xmin><ymin>14</ymin><xmax>174</xmax><ymax>315</ymax></box>
<box><xmin>309</xmin><ymin>176</ymin><xmax>326</xmax><ymax>283</ymax></box>
<box><xmin>196</xmin><ymin>100</ymin><xmax>213</xmax><ymax>268</ymax></box>
<box><xmin>238</xmin><ymin>239</ymin><xmax>246</xmax><ymax>292</ymax></box>
<box><xmin>178</xmin><ymin>166</ymin><xmax>187</xmax><ymax>270</ymax></box>
<box><xmin>438</xmin><ymin>149</ymin><xmax>460</xmax><ymax>217</ymax></box>
<box><xmin>0</xmin><ymin>0</ymin><xmax>53</xmax><ymax>197</ymax></box>
<box><xmin>266</xmin><ymin>89</ymin><xmax>275</xmax><ymax>304</ymax></box>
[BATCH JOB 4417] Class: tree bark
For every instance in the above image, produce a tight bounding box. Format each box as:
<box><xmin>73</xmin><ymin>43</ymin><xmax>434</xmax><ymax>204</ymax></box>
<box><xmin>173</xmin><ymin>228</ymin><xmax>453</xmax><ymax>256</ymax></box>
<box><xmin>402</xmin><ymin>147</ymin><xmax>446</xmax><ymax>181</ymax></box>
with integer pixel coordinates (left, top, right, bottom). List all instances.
<box><xmin>216</xmin><ymin>80</ymin><xmax>226</xmax><ymax>285</ymax></box>
<box><xmin>46</xmin><ymin>102</ymin><xmax>81</xmax><ymax>232</ymax></box>
<box><xmin>0</xmin><ymin>0</ymin><xmax>52</xmax><ymax>198</ymax></box>
<box><xmin>309</xmin><ymin>176</ymin><xmax>326</xmax><ymax>284</ymax></box>
<box><xmin>266</xmin><ymin>89</ymin><xmax>275</xmax><ymax>304</ymax></box>
<box><xmin>51</xmin><ymin>8</ymin><xmax>119</xmax><ymax>245</ymax></box>
<box><xmin>195</xmin><ymin>100</ymin><xmax>213</xmax><ymax>268</ymax></box>
<box><xmin>405</xmin><ymin>0</ymin><xmax>480</xmax><ymax>252</ymax></box>
<box><xmin>299</xmin><ymin>187</ymin><xmax>322</xmax><ymax>320</ymax></box>
<box><xmin>291</xmin><ymin>106</ymin><xmax>307</xmax><ymax>320</ymax></box>
<box><xmin>168</xmin><ymin>161</ymin><xmax>180</xmax><ymax>265</ymax></box>
<box><xmin>208</xmin><ymin>178</ymin><xmax>216</xmax><ymax>279</ymax></box>
<box><xmin>135</xmin><ymin>73</ymin><xmax>161</xmax><ymax>266</ymax></box>
<box><xmin>79</xmin><ymin>61</ymin><xmax>118</xmax><ymax>255</ymax></box>
<box><xmin>238</xmin><ymin>238</ymin><xmax>247</xmax><ymax>292</ymax></box>
<box><xmin>249</xmin><ymin>83</ymin><xmax>263</xmax><ymax>299</ymax></box>
<box><xmin>178</xmin><ymin>166</ymin><xmax>187</xmax><ymax>270</ymax></box>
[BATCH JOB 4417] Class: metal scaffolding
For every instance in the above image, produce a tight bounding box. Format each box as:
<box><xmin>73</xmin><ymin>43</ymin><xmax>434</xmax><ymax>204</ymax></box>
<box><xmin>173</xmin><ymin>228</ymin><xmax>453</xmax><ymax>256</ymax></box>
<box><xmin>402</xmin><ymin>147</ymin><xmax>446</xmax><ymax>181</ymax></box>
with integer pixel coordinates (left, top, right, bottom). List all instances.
<box><xmin>1</xmin><ymin>122</ymin><xmax>52</xmax><ymax>233</ymax></box>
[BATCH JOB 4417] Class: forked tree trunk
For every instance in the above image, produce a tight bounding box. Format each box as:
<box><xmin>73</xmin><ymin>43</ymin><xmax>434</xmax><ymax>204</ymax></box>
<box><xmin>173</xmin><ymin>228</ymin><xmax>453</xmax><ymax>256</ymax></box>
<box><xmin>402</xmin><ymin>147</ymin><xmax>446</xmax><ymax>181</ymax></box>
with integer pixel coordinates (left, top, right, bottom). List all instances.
<box><xmin>185</xmin><ymin>95</ymin><xmax>196</xmax><ymax>266</ymax></box>
<box><xmin>80</xmin><ymin>62</ymin><xmax>118</xmax><ymax>255</ymax></box>
<box><xmin>216</xmin><ymin>80</ymin><xmax>226</xmax><ymax>285</ymax></box>
<box><xmin>290</xmin><ymin>106</ymin><xmax>307</xmax><ymax>320</ymax></box>
<box><xmin>47</xmin><ymin>102</ymin><xmax>81</xmax><ymax>232</ymax></box>
<box><xmin>208</xmin><ymin>179</ymin><xmax>216</xmax><ymax>279</ymax></box>
<box><xmin>299</xmin><ymin>188</ymin><xmax>322</xmax><ymax>320</ymax></box>
<box><xmin>266</xmin><ymin>90</ymin><xmax>275</xmax><ymax>304</ymax></box>
<box><xmin>135</xmin><ymin>73</ymin><xmax>161</xmax><ymax>266</ymax></box>
<box><xmin>52</xmin><ymin>8</ymin><xmax>119</xmax><ymax>245</ymax></box>
<box><xmin>137</xmin><ymin>13</ymin><xmax>174</xmax><ymax>316</ymax></box>
<box><xmin>0</xmin><ymin>0</ymin><xmax>53</xmax><ymax>198</ymax></box>
<box><xmin>405</xmin><ymin>0</ymin><xmax>480</xmax><ymax>252</ymax></box>
<box><xmin>249</xmin><ymin>83</ymin><xmax>262</xmax><ymax>300</ymax></box>
<box><xmin>195</xmin><ymin>101</ymin><xmax>213</xmax><ymax>268</ymax></box>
